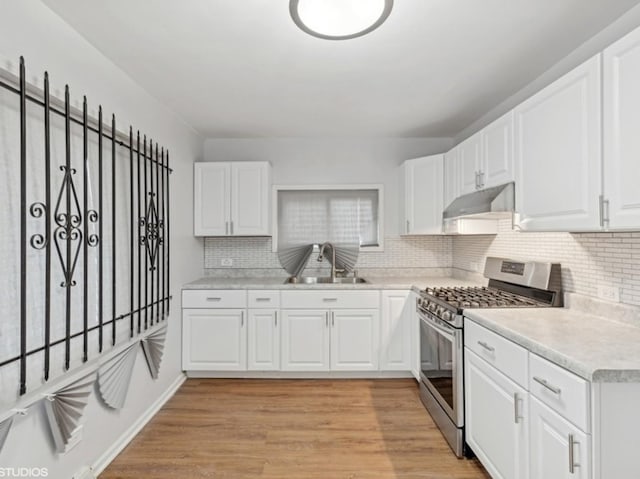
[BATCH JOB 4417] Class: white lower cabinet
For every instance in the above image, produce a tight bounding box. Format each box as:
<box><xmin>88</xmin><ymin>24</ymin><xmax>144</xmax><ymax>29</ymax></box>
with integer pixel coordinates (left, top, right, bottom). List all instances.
<box><xmin>183</xmin><ymin>308</ymin><xmax>247</xmax><ymax>370</ymax></box>
<box><xmin>280</xmin><ymin>308</ymin><xmax>379</xmax><ymax>372</ymax></box>
<box><xmin>465</xmin><ymin>348</ymin><xmax>529</xmax><ymax>479</ymax></box>
<box><xmin>247</xmin><ymin>309</ymin><xmax>279</xmax><ymax>370</ymax></box>
<box><xmin>280</xmin><ymin>290</ymin><xmax>381</xmax><ymax>372</ymax></box>
<box><xmin>465</xmin><ymin>318</ymin><xmax>594</xmax><ymax>479</ymax></box>
<box><xmin>331</xmin><ymin>309</ymin><xmax>379</xmax><ymax>371</ymax></box>
<box><xmin>530</xmin><ymin>396</ymin><xmax>591</xmax><ymax>479</ymax></box>
<box><xmin>280</xmin><ymin>309</ymin><xmax>331</xmax><ymax>371</ymax></box>
<box><xmin>380</xmin><ymin>290</ymin><xmax>412</xmax><ymax>371</ymax></box>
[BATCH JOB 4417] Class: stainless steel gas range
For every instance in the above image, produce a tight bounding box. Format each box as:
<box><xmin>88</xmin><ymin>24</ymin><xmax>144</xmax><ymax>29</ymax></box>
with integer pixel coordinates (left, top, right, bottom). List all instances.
<box><xmin>416</xmin><ymin>257</ymin><xmax>562</xmax><ymax>457</ymax></box>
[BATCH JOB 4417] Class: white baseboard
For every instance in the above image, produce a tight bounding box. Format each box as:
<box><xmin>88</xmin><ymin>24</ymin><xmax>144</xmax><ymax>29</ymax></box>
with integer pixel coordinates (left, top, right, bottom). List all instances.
<box><xmin>92</xmin><ymin>373</ymin><xmax>186</xmax><ymax>475</ymax></box>
<box><xmin>185</xmin><ymin>370</ymin><xmax>414</xmax><ymax>379</ymax></box>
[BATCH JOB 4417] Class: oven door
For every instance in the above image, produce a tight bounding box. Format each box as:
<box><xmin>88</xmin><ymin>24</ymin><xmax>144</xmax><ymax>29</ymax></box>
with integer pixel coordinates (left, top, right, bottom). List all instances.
<box><xmin>419</xmin><ymin>310</ymin><xmax>464</xmax><ymax>427</ymax></box>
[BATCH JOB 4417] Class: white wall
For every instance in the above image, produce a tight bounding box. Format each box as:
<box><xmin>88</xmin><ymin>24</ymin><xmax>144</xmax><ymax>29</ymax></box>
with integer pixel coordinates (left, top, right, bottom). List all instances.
<box><xmin>455</xmin><ymin>3</ymin><xmax>640</xmax><ymax>143</ymax></box>
<box><xmin>0</xmin><ymin>1</ymin><xmax>202</xmax><ymax>477</ymax></box>
<box><xmin>204</xmin><ymin>137</ymin><xmax>452</xmax><ymax>236</ymax></box>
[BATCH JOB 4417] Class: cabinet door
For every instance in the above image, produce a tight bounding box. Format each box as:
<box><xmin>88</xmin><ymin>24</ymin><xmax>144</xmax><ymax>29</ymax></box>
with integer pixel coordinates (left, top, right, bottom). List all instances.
<box><xmin>194</xmin><ymin>163</ymin><xmax>230</xmax><ymax>236</ymax></box>
<box><xmin>380</xmin><ymin>291</ymin><xmax>411</xmax><ymax>371</ymax></box>
<box><xmin>530</xmin><ymin>397</ymin><xmax>591</xmax><ymax>479</ymax></box>
<box><xmin>182</xmin><ymin>308</ymin><xmax>246</xmax><ymax>370</ymax></box>
<box><xmin>603</xmin><ymin>27</ymin><xmax>640</xmax><ymax>229</ymax></box>
<box><xmin>331</xmin><ymin>309</ymin><xmax>379</xmax><ymax>371</ymax></box>
<box><xmin>443</xmin><ymin>148</ymin><xmax>459</xmax><ymax>209</ymax></box>
<box><xmin>465</xmin><ymin>349</ymin><xmax>529</xmax><ymax>479</ymax></box>
<box><xmin>281</xmin><ymin>310</ymin><xmax>330</xmax><ymax>371</ymax></box>
<box><xmin>403</xmin><ymin>155</ymin><xmax>444</xmax><ymax>235</ymax></box>
<box><xmin>458</xmin><ymin>133</ymin><xmax>482</xmax><ymax>195</ymax></box>
<box><xmin>514</xmin><ymin>55</ymin><xmax>602</xmax><ymax>231</ymax></box>
<box><xmin>247</xmin><ymin>309</ymin><xmax>279</xmax><ymax>371</ymax></box>
<box><xmin>482</xmin><ymin>111</ymin><xmax>515</xmax><ymax>189</ymax></box>
<box><xmin>409</xmin><ymin>292</ymin><xmax>420</xmax><ymax>381</ymax></box>
<box><xmin>231</xmin><ymin>162</ymin><xmax>270</xmax><ymax>235</ymax></box>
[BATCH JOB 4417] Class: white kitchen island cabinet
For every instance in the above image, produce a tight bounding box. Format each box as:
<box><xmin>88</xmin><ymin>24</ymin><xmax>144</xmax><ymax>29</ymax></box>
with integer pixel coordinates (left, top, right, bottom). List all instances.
<box><xmin>514</xmin><ymin>55</ymin><xmax>602</xmax><ymax>232</ymax></box>
<box><xmin>194</xmin><ymin>161</ymin><xmax>271</xmax><ymax>236</ymax></box>
<box><xmin>603</xmin><ymin>25</ymin><xmax>640</xmax><ymax>229</ymax></box>
<box><xmin>402</xmin><ymin>154</ymin><xmax>444</xmax><ymax>235</ymax></box>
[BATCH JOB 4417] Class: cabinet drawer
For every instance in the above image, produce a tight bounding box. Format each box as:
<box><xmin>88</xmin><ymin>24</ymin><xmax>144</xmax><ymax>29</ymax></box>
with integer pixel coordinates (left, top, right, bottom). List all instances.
<box><xmin>464</xmin><ymin>318</ymin><xmax>528</xmax><ymax>388</ymax></box>
<box><xmin>529</xmin><ymin>353</ymin><xmax>590</xmax><ymax>432</ymax></box>
<box><xmin>281</xmin><ymin>290</ymin><xmax>380</xmax><ymax>309</ymax></box>
<box><xmin>182</xmin><ymin>289</ymin><xmax>247</xmax><ymax>308</ymax></box>
<box><xmin>248</xmin><ymin>290</ymin><xmax>280</xmax><ymax>308</ymax></box>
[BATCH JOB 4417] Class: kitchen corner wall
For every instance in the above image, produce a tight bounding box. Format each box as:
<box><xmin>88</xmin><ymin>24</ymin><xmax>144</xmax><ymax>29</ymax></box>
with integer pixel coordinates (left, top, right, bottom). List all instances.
<box><xmin>453</xmin><ymin>220</ymin><xmax>640</xmax><ymax>307</ymax></box>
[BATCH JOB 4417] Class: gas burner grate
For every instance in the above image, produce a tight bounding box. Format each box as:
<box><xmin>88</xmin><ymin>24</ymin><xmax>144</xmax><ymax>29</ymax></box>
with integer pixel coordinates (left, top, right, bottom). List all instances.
<box><xmin>423</xmin><ymin>286</ymin><xmax>545</xmax><ymax>309</ymax></box>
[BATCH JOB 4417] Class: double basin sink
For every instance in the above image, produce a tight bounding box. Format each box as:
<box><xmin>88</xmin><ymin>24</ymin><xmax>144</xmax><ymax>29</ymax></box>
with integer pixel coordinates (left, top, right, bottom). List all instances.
<box><xmin>284</xmin><ymin>276</ymin><xmax>368</xmax><ymax>284</ymax></box>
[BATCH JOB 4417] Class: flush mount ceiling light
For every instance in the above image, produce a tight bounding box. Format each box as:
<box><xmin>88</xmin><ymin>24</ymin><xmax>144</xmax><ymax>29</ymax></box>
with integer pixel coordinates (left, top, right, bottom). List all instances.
<box><xmin>290</xmin><ymin>0</ymin><xmax>394</xmax><ymax>40</ymax></box>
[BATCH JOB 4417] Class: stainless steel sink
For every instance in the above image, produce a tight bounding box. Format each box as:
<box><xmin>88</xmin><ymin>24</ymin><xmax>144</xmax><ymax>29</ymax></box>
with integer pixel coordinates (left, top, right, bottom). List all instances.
<box><xmin>284</xmin><ymin>276</ymin><xmax>368</xmax><ymax>284</ymax></box>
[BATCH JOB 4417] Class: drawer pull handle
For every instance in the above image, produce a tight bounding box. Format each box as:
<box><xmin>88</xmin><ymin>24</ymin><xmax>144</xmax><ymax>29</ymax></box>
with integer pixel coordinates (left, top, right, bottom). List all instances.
<box><xmin>255</xmin><ymin>298</ymin><xmax>271</xmax><ymax>302</ymax></box>
<box><xmin>323</xmin><ymin>298</ymin><xmax>338</xmax><ymax>302</ymax></box>
<box><xmin>513</xmin><ymin>392</ymin><xmax>523</xmax><ymax>424</ymax></box>
<box><xmin>477</xmin><ymin>341</ymin><xmax>495</xmax><ymax>352</ymax></box>
<box><xmin>568</xmin><ymin>434</ymin><xmax>580</xmax><ymax>473</ymax></box>
<box><xmin>533</xmin><ymin>376</ymin><xmax>562</xmax><ymax>395</ymax></box>
<box><xmin>206</xmin><ymin>297</ymin><xmax>222</xmax><ymax>302</ymax></box>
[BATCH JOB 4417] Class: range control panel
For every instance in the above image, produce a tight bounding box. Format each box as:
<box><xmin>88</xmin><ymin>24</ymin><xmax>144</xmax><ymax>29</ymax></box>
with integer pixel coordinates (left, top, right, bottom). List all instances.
<box><xmin>500</xmin><ymin>261</ymin><xmax>525</xmax><ymax>276</ymax></box>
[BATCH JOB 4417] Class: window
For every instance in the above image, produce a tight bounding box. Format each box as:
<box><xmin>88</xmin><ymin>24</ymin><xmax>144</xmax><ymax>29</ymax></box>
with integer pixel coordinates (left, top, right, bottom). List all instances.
<box><xmin>274</xmin><ymin>186</ymin><xmax>383</xmax><ymax>252</ymax></box>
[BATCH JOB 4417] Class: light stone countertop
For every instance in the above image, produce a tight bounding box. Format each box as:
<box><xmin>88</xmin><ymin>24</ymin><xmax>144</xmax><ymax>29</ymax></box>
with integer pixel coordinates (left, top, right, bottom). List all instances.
<box><xmin>182</xmin><ymin>275</ymin><xmax>485</xmax><ymax>291</ymax></box>
<box><xmin>464</xmin><ymin>307</ymin><xmax>640</xmax><ymax>383</ymax></box>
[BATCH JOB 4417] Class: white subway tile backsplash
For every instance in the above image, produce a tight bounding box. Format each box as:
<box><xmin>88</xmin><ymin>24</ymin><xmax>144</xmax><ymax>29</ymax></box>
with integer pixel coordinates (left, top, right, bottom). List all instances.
<box><xmin>202</xmin><ymin>220</ymin><xmax>640</xmax><ymax>307</ymax></box>
<box><xmin>453</xmin><ymin>219</ymin><xmax>640</xmax><ymax>307</ymax></box>
<box><xmin>204</xmin><ymin>235</ymin><xmax>453</xmax><ymax>275</ymax></box>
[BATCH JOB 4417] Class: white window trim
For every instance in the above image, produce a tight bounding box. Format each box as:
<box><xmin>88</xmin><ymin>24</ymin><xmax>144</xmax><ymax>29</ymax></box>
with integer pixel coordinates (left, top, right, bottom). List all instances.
<box><xmin>271</xmin><ymin>184</ymin><xmax>384</xmax><ymax>253</ymax></box>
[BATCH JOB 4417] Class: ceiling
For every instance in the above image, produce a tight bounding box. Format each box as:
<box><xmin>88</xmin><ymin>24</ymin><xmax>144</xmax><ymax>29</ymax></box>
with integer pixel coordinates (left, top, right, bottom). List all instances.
<box><xmin>43</xmin><ymin>0</ymin><xmax>640</xmax><ymax>138</ymax></box>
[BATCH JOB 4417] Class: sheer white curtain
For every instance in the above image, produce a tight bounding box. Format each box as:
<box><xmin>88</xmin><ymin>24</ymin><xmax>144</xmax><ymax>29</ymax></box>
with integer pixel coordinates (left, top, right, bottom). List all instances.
<box><xmin>277</xmin><ymin>189</ymin><xmax>379</xmax><ymax>251</ymax></box>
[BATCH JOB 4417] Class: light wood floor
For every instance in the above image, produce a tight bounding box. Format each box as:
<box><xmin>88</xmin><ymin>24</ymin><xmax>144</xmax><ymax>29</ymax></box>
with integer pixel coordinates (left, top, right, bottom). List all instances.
<box><xmin>101</xmin><ymin>379</ymin><xmax>490</xmax><ymax>479</ymax></box>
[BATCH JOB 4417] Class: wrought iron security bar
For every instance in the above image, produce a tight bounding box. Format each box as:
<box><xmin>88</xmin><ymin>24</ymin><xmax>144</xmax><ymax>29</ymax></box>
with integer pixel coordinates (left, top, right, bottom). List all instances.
<box><xmin>0</xmin><ymin>57</ymin><xmax>171</xmax><ymax>397</ymax></box>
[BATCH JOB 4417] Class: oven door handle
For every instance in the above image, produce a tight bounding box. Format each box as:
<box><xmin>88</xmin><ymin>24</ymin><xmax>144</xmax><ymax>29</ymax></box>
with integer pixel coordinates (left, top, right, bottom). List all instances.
<box><xmin>419</xmin><ymin>313</ymin><xmax>455</xmax><ymax>341</ymax></box>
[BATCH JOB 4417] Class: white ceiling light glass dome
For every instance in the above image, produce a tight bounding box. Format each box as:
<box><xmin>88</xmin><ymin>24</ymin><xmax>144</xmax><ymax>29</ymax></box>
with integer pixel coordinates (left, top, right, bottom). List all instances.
<box><xmin>290</xmin><ymin>0</ymin><xmax>394</xmax><ymax>40</ymax></box>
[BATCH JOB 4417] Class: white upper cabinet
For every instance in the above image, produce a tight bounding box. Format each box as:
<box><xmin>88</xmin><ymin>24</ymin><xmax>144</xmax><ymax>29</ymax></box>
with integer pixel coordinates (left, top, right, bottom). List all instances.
<box><xmin>458</xmin><ymin>133</ymin><xmax>483</xmax><ymax>195</ymax></box>
<box><xmin>514</xmin><ymin>55</ymin><xmax>602</xmax><ymax>231</ymax></box>
<box><xmin>194</xmin><ymin>161</ymin><xmax>271</xmax><ymax>236</ymax></box>
<box><xmin>403</xmin><ymin>154</ymin><xmax>444</xmax><ymax>235</ymax></box>
<box><xmin>603</xmin><ymin>26</ymin><xmax>640</xmax><ymax>229</ymax></box>
<box><xmin>448</xmin><ymin>111</ymin><xmax>514</xmax><ymax>200</ymax></box>
<box><xmin>443</xmin><ymin>148</ymin><xmax>459</xmax><ymax>209</ymax></box>
<box><xmin>482</xmin><ymin>111</ymin><xmax>515</xmax><ymax>189</ymax></box>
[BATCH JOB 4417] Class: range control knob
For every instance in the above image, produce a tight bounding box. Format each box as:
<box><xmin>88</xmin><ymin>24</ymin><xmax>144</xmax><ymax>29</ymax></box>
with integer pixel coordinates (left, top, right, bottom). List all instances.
<box><xmin>428</xmin><ymin>302</ymin><xmax>437</xmax><ymax>312</ymax></box>
<box><xmin>442</xmin><ymin>311</ymin><xmax>452</xmax><ymax>322</ymax></box>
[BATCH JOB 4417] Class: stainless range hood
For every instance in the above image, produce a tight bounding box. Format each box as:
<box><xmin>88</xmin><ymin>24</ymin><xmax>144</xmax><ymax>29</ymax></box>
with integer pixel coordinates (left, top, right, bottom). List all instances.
<box><xmin>442</xmin><ymin>182</ymin><xmax>515</xmax><ymax>234</ymax></box>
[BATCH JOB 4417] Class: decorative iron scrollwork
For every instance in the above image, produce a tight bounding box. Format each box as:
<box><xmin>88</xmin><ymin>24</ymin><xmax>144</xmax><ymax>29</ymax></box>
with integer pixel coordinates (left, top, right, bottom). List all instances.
<box><xmin>29</xmin><ymin>202</ymin><xmax>48</xmax><ymax>250</ymax></box>
<box><xmin>53</xmin><ymin>165</ymin><xmax>83</xmax><ymax>288</ymax></box>
<box><xmin>140</xmin><ymin>192</ymin><xmax>164</xmax><ymax>271</ymax></box>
